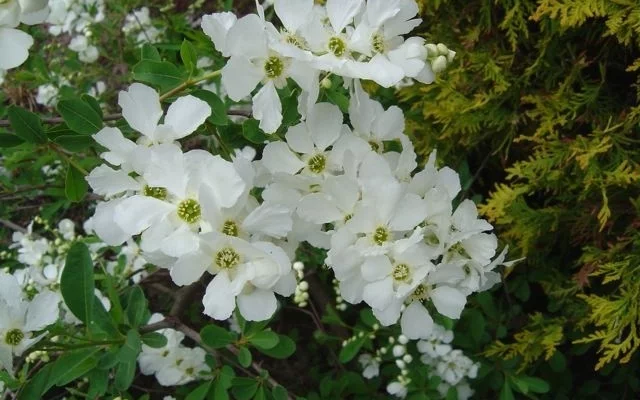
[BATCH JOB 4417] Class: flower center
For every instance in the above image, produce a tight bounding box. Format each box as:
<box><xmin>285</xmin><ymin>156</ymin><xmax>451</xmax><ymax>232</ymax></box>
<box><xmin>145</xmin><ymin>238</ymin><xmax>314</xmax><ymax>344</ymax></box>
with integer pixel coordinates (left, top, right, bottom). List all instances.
<box><xmin>264</xmin><ymin>56</ymin><xmax>284</xmax><ymax>79</ymax></box>
<box><xmin>284</xmin><ymin>33</ymin><xmax>305</xmax><ymax>49</ymax></box>
<box><xmin>372</xmin><ymin>32</ymin><xmax>385</xmax><ymax>53</ymax></box>
<box><xmin>328</xmin><ymin>36</ymin><xmax>347</xmax><ymax>57</ymax></box>
<box><xmin>215</xmin><ymin>247</ymin><xmax>241</xmax><ymax>270</ymax></box>
<box><xmin>143</xmin><ymin>185</ymin><xmax>167</xmax><ymax>200</ymax></box>
<box><xmin>373</xmin><ymin>226</ymin><xmax>389</xmax><ymax>245</ymax></box>
<box><xmin>221</xmin><ymin>220</ymin><xmax>239</xmax><ymax>237</ymax></box>
<box><xmin>410</xmin><ymin>284</ymin><xmax>429</xmax><ymax>301</ymax></box>
<box><xmin>392</xmin><ymin>264</ymin><xmax>410</xmax><ymax>282</ymax></box>
<box><xmin>369</xmin><ymin>141</ymin><xmax>381</xmax><ymax>152</ymax></box>
<box><xmin>343</xmin><ymin>213</ymin><xmax>353</xmax><ymax>223</ymax></box>
<box><xmin>177</xmin><ymin>199</ymin><xmax>201</xmax><ymax>224</ymax></box>
<box><xmin>307</xmin><ymin>154</ymin><xmax>327</xmax><ymax>174</ymax></box>
<box><xmin>5</xmin><ymin>329</ymin><xmax>24</xmax><ymax>346</ymax></box>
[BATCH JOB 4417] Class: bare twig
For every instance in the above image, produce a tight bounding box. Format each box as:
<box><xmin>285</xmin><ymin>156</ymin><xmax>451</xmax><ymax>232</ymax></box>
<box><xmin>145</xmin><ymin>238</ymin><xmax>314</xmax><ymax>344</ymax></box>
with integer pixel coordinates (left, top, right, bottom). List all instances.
<box><xmin>0</xmin><ymin>114</ymin><xmax>122</xmax><ymax>128</ymax></box>
<box><xmin>0</xmin><ymin>219</ymin><xmax>27</xmax><ymax>233</ymax></box>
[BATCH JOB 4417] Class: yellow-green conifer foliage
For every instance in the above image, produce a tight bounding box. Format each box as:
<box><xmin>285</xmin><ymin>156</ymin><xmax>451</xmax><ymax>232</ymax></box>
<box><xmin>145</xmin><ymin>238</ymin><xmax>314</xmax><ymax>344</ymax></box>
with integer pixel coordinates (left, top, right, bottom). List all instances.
<box><xmin>403</xmin><ymin>0</ymin><xmax>640</xmax><ymax>378</ymax></box>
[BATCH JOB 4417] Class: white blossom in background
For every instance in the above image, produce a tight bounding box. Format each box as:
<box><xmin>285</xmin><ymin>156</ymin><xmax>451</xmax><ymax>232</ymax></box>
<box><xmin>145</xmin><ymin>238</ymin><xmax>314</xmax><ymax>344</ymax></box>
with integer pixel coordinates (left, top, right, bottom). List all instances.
<box><xmin>122</xmin><ymin>7</ymin><xmax>164</xmax><ymax>45</ymax></box>
<box><xmin>0</xmin><ymin>0</ymin><xmax>50</xmax><ymax>70</ymax></box>
<box><xmin>69</xmin><ymin>34</ymin><xmax>99</xmax><ymax>63</ymax></box>
<box><xmin>47</xmin><ymin>0</ymin><xmax>105</xmax><ymax>63</ymax></box>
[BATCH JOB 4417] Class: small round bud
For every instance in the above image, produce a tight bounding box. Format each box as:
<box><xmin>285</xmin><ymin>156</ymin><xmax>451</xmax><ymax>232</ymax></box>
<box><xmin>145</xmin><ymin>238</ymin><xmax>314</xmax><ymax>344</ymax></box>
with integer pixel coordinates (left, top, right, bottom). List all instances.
<box><xmin>293</xmin><ymin>261</ymin><xmax>304</xmax><ymax>271</ymax></box>
<box><xmin>299</xmin><ymin>281</ymin><xmax>309</xmax><ymax>291</ymax></box>
<box><xmin>446</xmin><ymin>49</ymin><xmax>456</xmax><ymax>63</ymax></box>
<box><xmin>398</xmin><ymin>335</ymin><xmax>409</xmax><ymax>345</ymax></box>
<box><xmin>321</xmin><ymin>77</ymin><xmax>332</xmax><ymax>89</ymax></box>
<box><xmin>395</xmin><ymin>359</ymin><xmax>406</xmax><ymax>369</ymax></box>
<box><xmin>436</xmin><ymin>43</ymin><xmax>449</xmax><ymax>55</ymax></box>
<box><xmin>388</xmin><ymin>337</ymin><xmax>395</xmax><ymax>344</ymax></box>
<box><xmin>402</xmin><ymin>354</ymin><xmax>413</xmax><ymax>363</ymax></box>
<box><xmin>425</xmin><ymin>43</ymin><xmax>438</xmax><ymax>57</ymax></box>
<box><xmin>431</xmin><ymin>55</ymin><xmax>448</xmax><ymax>73</ymax></box>
<box><xmin>392</xmin><ymin>345</ymin><xmax>406</xmax><ymax>357</ymax></box>
<box><xmin>380</xmin><ymin>347</ymin><xmax>388</xmax><ymax>355</ymax></box>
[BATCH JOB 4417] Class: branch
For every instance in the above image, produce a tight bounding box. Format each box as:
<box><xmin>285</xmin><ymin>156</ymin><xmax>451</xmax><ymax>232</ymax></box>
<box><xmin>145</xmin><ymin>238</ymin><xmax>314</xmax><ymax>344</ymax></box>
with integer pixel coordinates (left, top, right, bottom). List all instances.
<box><xmin>0</xmin><ymin>114</ymin><xmax>122</xmax><ymax>128</ymax></box>
<box><xmin>0</xmin><ymin>219</ymin><xmax>27</xmax><ymax>233</ymax></box>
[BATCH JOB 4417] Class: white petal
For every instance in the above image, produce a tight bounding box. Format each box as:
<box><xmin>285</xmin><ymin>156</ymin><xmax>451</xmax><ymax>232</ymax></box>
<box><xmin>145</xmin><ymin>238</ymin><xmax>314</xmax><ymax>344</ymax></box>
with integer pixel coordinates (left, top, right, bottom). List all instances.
<box><xmin>400</xmin><ymin>301</ymin><xmax>433</xmax><ymax>339</ymax></box>
<box><xmin>91</xmin><ymin>200</ymin><xmax>130</xmax><ymax>245</ymax></box>
<box><xmin>25</xmin><ymin>290</ymin><xmax>60</xmax><ymax>331</ymax></box>
<box><xmin>273</xmin><ymin>272</ymin><xmax>296</xmax><ymax>296</ymax></box>
<box><xmin>326</xmin><ymin>0</ymin><xmax>364</xmax><ymax>33</ymax></box>
<box><xmin>201</xmin><ymin>12</ymin><xmax>237</xmax><ymax>55</ymax></box>
<box><xmin>436</xmin><ymin>167</ymin><xmax>461</xmax><ymax>199</ymax></box>
<box><xmin>114</xmin><ymin>195</ymin><xmax>173</xmax><ymax>236</ymax></box>
<box><xmin>221</xmin><ymin>56</ymin><xmax>263</xmax><ymax>101</ymax></box>
<box><xmin>0</xmin><ymin>272</ymin><xmax>23</xmax><ymax>308</ymax></box>
<box><xmin>363</xmin><ymin>278</ymin><xmax>394</xmax><ymax>310</ymax></box>
<box><xmin>274</xmin><ymin>0</ymin><xmax>313</xmax><ymax>32</ymax></box>
<box><xmin>164</xmin><ymin>95</ymin><xmax>211</xmax><ymax>139</ymax></box>
<box><xmin>86</xmin><ymin>165</ymin><xmax>140</xmax><ymax>197</ymax></box>
<box><xmin>297</xmin><ymin>193</ymin><xmax>342</xmax><ymax>224</ymax></box>
<box><xmin>373</xmin><ymin>106</ymin><xmax>404</xmax><ymax>141</ymax></box>
<box><xmin>171</xmin><ymin>251</ymin><xmax>210</xmax><ymax>286</ymax></box>
<box><xmin>430</xmin><ymin>286</ymin><xmax>467</xmax><ymax>319</ymax></box>
<box><xmin>160</xmin><ymin>226</ymin><xmax>200</xmax><ymax>258</ymax></box>
<box><xmin>261</xmin><ymin>142</ymin><xmax>305</xmax><ymax>174</ymax></box>
<box><xmin>389</xmin><ymin>193</ymin><xmax>427</xmax><ymax>231</ymax></box>
<box><xmin>199</xmin><ymin>155</ymin><xmax>247</xmax><ymax>208</ymax></box>
<box><xmin>361</xmin><ymin>255</ymin><xmax>393</xmax><ymax>282</ymax></box>
<box><xmin>118</xmin><ymin>83</ymin><xmax>163</xmax><ymax>138</ymax></box>
<box><xmin>203</xmin><ymin>272</ymin><xmax>236</xmax><ymax>320</ymax></box>
<box><xmin>226</xmin><ymin>14</ymin><xmax>268</xmax><ymax>59</ymax></box>
<box><xmin>93</xmin><ymin>127</ymin><xmax>136</xmax><ymax>166</ymax></box>
<box><xmin>285</xmin><ymin>123</ymin><xmax>314</xmax><ymax>154</ymax></box>
<box><xmin>363</xmin><ymin>54</ymin><xmax>405</xmax><ymax>88</ymax></box>
<box><xmin>252</xmin><ymin>81</ymin><xmax>282</xmax><ymax>134</ymax></box>
<box><xmin>237</xmin><ymin>289</ymin><xmax>278</xmax><ymax>321</ymax></box>
<box><xmin>365</xmin><ymin>0</ymin><xmax>401</xmax><ymax>28</ymax></box>
<box><xmin>372</xmin><ymin>299</ymin><xmax>402</xmax><ymax>326</ymax></box>
<box><xmin>307</xmin><ymin>102</ymin><xmax>343</xmax><ymax>151</ymax></box>
<box><xmin>242</xmin><ymin>203</ymin><xmax>292</xmax><ymax>238</ymax></box>
<box><xmin>0</xmin><ymin>28</ymin><xmax>33</xmax><ymax>70</ymax></box>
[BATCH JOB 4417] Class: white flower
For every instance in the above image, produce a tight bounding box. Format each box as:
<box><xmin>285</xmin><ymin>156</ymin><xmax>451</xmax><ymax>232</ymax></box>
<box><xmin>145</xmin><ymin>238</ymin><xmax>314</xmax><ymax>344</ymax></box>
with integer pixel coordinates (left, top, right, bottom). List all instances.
<box><xmin>358</xmin><ymin>353</ymin><xmax>380</xmax><ymax>379</ymax></box>
<box><xmin>0</xmin><ymin>0</ymin><xmax>49</xmax><ymax>70</ymax></box>
<box><xmin>0</xmin><ymin>272</ymin><xmax>59</xmax><ymax>372</ymax></box>
<box><xmin>57</xmin><ymin>219</ymin><xmax>75</xmax><ymax>240</ymax></box>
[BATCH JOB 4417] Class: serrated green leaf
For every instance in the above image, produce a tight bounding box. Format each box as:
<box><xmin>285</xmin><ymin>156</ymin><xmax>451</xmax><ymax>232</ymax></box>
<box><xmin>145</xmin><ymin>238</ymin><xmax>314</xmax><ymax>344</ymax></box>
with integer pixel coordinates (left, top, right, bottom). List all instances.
<box><xmin>57</xmin><ymin>99</ymin><xmax>103</xmax><ymax>134</ymax></box>
<box><xmin>61</xmin><ymin>242</ymin><xmax>94</xmax><ymax>325</ymax></box>
<box><xmin>8</xmin><ymin>106</ymin><xmax>47</xmax><ymax>143</ymax></box>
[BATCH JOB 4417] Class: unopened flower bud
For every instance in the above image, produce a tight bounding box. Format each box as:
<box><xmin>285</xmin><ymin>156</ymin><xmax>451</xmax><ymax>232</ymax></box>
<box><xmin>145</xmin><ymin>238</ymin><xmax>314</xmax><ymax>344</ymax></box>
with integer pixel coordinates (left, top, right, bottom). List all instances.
<box><xmin>436</xmin><ymin>43</ymin><xmax>449</xmax><ymax>55</ymax></box>
<box><xmin>431</xmin><ymin>55</ymin><xmax>448</xmax><ymax>73</ymax></box>
<box><xmin>395</xmin><ymin>359</ymin><xmax>406</xmax><ymax>369</ymax></box>
<box><xmin>321</xmin><ymin>77</ymin><xmax>332</xmax><ymax>89</ymax></box>
<box><xmin>398</xmin><ymin>335</ymin><xmax>409</xmax><ymax>345</ymax></box>
<box><xmin>402</xmin><ymin>354</ymin><xmax>413</xmax><ymax>363</ymax></box>
<box><xmin>425</xmin><ymin>43</ymin><xmax>438</xmax><ymax>57</ymax></box>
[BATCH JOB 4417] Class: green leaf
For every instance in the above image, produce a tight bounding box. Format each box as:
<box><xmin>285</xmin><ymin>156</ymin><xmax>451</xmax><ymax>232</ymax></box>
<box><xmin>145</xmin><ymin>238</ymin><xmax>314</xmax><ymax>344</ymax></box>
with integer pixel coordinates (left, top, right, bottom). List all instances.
<box><xmin>52</xmin><ymin>348</ymin><xmax>101</xmax><ymax>386</ymax></box>
<box><xmin>255</xmin><ymin>334</ymin><xmax>296</xmax><ymax>359</ymax></box>
<box><xmin>0</xmin><ymin>133</ymin><xmax>25</xmax><ymax>148</ymax></box>
<box><xmin>248</xmin><ymin>330</ymin><xmax>280</xmax><ymax>350</ymax></box>
<box><xmin>17</xmin><ymin>363</ymin><xmax>55</xmax><ymax>400</ymax></box>
<box><xmin>272</xmin><ymin>386</ymin><xmax>289</xmax><ymax>400</ymax></box>
<box><xmin>180</xmin><ymin>40</ymin><xmax>198</xmax><ymax>74</ymax></box>
<box><xmin>549</xmin><ymin>351</ymin><xmax>566</xmax><ymax>372</ymax></box>
<box><xmin>186</xmin><ymin>381</ymin><xmax>212</xmax><ymax>400</ymax></box>
<box><xmin>54</xmin><ymin>134</ymin><xmax>94</xmax><ymax>152</ymax></box>
<box><xmin>141</xmin><ymin>332</ymin><xmax>168</xmax><ymax>348</ymax></box>
<box><xmin>192</xmin><ymin>90</ymin><xmax>228</xmax><ymax>126</ymax></box>
<box><xmin>499</xmin><ymin>381</ymin><xmax>515</xmax><ymax>400</ymax></box>
<box><xmin>65</xmin><ymin>163</ymin><xmax>88</xmax><ymax>202</ymax></box>
<box><xmin>61</xmin><ymin>242</ymin><xmax>95</xmax><ymax>325</ymax></box>
<box><xmin>338</xmin><ymin>334</ymin><xmax>367</xmax><ymax>363</ymax></box>
<box><xmin>230</xmin><ymin>377</ymin><xmax>258</xmax><ymax>400</ymax></box>
<box><xmin>87</xmin><ymin>369</ymin><xmax>108</xmax><ymax>399</ymax></box>
<box><xmin>211</xmin><ymin>380</ymin><xmax>230</xmax><ymax>400</ymax></box>
<box><xmin>117</xmin><ymin>330</ymin><xmax>142</xmax><ymax>364</ymax></box>
<box><xmin>57</xmin><ymin>99</ymin><xmax>103</xmax><ymax>134</ymax></box>
<box><xmin>133</xmin><ymin>60</ymin><xmax>186</xmax><ymax>90</ymax></box>
<box><xmin>141</xmin><ymin>44</ymin><xmax>161</xmax><ymax>61</ymax></box>
<box><xmin>91</xmin><ymin>296</ymin><xmax>120</xmax><ymax>337</ymax></box>
<box><xmin>324</xmin><ymin>89</ymin><xmax>349</xmax><ymax>113</ymax></box>
<box><xmin>242</xmin><ymin>119</ymin><xmax>269</xmax><ymax>144</ymax></box>
<box><xmin>254</xmin><ymin>386</ymin><xmax>267</xmax><ymax>400</ymax></box>
<box><xmin>468</xmin><ymin>309</ymin><xmax>486</xmax><ymax>343</ymax></box>
<box><xmin>114</xmin><ymin>358</ymin><xmax>136</xmax><ymax>391</ymax></box>
<box><xmin>200</xmin><ymin>324</ymin><xmax>236</xmax><ymax>349</ymax></box>
<box><xmin>125</xmin><ymin>286</ymin><xmax>148</xmax><ymax>328</ymax></box>
<box><xmin>237</xmin><ymin>346</ymin><xmax>252</xmax><ymax>367</ymax></box>
<box><xmin>7</xmin><ymin>106</ymin><xmax>47</xmax><ymax>143</ymax></box>
<box><xmin>81</xmin><ymin>94</ymin><xmax>103</xmax><ymax>118</ymax></box>
<box><xmin>513</xmin><ymin>376</ymin><xmax>550</xmax><ymax>394</ymax></box>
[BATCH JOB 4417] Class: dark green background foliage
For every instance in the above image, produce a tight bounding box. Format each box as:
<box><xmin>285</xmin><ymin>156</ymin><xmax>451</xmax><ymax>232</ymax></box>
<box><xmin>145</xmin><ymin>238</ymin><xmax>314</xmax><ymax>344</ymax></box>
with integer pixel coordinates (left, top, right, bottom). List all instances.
<box><xmin>393</xmin><ymin>0</ymin><xmax>640</xmax><ymax>398</ymax></box>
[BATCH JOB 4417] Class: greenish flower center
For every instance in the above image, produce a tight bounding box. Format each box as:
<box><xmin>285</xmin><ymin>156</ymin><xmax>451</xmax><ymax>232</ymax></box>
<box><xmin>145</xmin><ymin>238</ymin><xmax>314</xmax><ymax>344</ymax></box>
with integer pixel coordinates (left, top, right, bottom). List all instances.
<box><xmin>392</xmin><ymin>264</ymin><xmax>410</xmax><ymax>282</ymax></box>
<box><xmin>177</xmin><ymin>199</ymin><xmax>201</xmax><ymax>224</ymax></box>
<box><xmin>343</xmin><ymin>213</ymin><xmax>353</xmax><ymax>223</ymax></box>
<box><xmin>264</xmin><ymin>56</ymin><xmax>285</xmax><ymax>79</ymax></box>
<box><xmin>373</xmin><ymin>226</ymin><xmax>389</xmax><ymax>245</ymax></box>
<box><xmin>221</xmin><ymin>220</ymin><xmax>239</xmax><ymax>237</ymax></box>
<box><xmin>410</xmin><ymin>284</ymin><xmax>428</xmax><ymax>301</ymax></box>
<box><xmin>372</xmin><ymin>33</ymin><xmax>385</xmax><ymax>53</ymax></box>
<box><xmin>425</xmin><ymin>231</ymin><xmax>440</xmax><ymax>246</ymax></box>
<box><xmin>328</xmin><ymin>36</ymin><xmax>347</xmax><ymax>57</ymax></box>
<box><xmin>5</xmin><ymin>329</ymin><xmax>24</xmax><ymax>346</ymax></box>
<box><xmin>285</xmin><ymin>33</ymin><xmax>305</xmax><ymax>49</ymax></box>
<box><xmin>215</xmin><ymin>247</ymin><xmax>241</xmax><ymax>270</ymax></box>
<box><xmin>369</xmin><ymin>141</ymin><xmax>381</xmax><ymax>152</ymax></box>
<box><xmin>307</xmin><ymin>154</ymin><xmax>327</xmax><ymax>174</ymax></box>
<box><xmin>143</xmin><ymin>185</ymin><xmax>167</xmax><ymax>200</ymax></box>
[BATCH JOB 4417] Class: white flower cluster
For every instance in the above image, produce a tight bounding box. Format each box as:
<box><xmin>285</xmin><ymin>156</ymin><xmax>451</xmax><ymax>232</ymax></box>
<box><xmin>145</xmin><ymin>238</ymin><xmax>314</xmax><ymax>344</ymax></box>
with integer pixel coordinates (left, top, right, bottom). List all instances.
<box><xmin>0</xmin><ymin>0</ymin><xmax>50</xmax><ymax>70</ymax></box>
<box><xmin>138</xmin><ymin>314</ymin><xmax>210</xmax><ymax>386</ymax></box>
<box><xmin>47</xmin><ymin>0</ymin><xmax>105</xmax><ymax>63</ymax></box>
<box><xmin>417</xmin><ymin>324</ymin><xmax>478</xmax><ymax>400</ymax></box>
<box><xmin>122</xmin><ymin>7</ymin><xmax>164</xmax><ymax>45</ymax></box>
<box><xmin>292</xmin><ymin>261</ymin><xmax>309</xmax><ymax>307</ymax></box>
<box><xmin>201</xmin><ymin>0</ymin><xmax>450</xmax><ymax>134</ymax></box>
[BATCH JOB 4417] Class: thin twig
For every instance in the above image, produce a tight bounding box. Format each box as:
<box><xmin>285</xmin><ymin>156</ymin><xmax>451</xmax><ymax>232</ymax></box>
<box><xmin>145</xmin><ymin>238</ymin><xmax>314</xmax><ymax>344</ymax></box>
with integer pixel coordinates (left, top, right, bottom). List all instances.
<box><xmin>0</xmin><ymin>219</ymin><xmax>27</xmax><ymax>233</ymax></box>
<box><xmin>0</xmin><ymin>114</ymin><xmax>122</xmax><ymax>128</ymax></box>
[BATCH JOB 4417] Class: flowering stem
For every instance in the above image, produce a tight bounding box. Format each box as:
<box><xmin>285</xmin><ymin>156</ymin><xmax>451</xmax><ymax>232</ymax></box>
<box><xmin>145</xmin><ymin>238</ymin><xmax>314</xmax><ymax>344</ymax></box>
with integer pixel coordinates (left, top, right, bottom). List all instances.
<box><xmin>159</xmin><ymin>69</ymin><xmax>222</xmax><ymax>101</ymax></box>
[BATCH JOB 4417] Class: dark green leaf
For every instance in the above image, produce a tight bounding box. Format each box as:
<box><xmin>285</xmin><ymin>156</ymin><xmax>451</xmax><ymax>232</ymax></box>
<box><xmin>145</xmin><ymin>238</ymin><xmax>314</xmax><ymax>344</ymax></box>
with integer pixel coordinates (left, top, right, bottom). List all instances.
<box><xmin>57</xmin><ymin>99</ymin><xmax>103</xmax><ymax>134</ymax></box>
<box><xmin>141</xmin><ymin>44</ymin><xmax>161</xmax><ymax>61</ymax></box>
<box><xmin>61</xmin><ymin>242</ymin><xmax>94</xmax><ymax>325</ymax></box>
<box><xmin>230</xmin><ymin>378</ymin><xmax>258</xmax><ymax>400</ymax></box>
<box><xmin>141</xmin><ymin>332</ymin><xmax>168</xmax><ymax>348</ymax></box>
<box><xmin>513</xmin><ymin>376</ymin><xmax>550</xmax><ymax>394</ymax></box>
<box><xmin>17</xmin><ymin>363</ymin><xmax>54</xmax><ymax>400</ymax></box>
<box><xmin>180</xmin><ymin>40</ymin><xmax>197</xmax><ymax>74</ymax></box>
<box><xmin>114</xmin><ymin>358</ymin><xmax>136</xmax><ymax>391</ymax></box>
<box><xmin>53</xmin><ymin>348</ymin><xmax>101</xmax><ymax>386</ymax></box>
<box><xmin>125</xmin><ymin>286</ymin><xmax>148</xmax><ymax>328</ymax></box>
<box><xmin>549</xmin><ymin>351</ymin><xmax>566</xmax><ymax>372</ymax></box>
<box><xmin>0</xmin><ymin>133</ymin><xmax>25</xmax><ymax>148</ymax></box>
<box><xmin>117</xmin><ymin>330</ymin><xmax>142</xmax><ymax>364</ymax></box>
<box><xmin>192</xmin><ymin>90</ymin><xmax>228</xmax><ymax>126</ymax></box>
<box><xmin>255</xmin><ymin>334</ymin><xmax>295</xmax><ymax>359</ymax></box>
<box><xmin>237</xmin><ymin>346</ymin><xmax>252</xmax><ymax>367</ymax></box>
<box><xmin>81</xmin><ymin>94</ymin><xmax>103</xmax><ymax>118</ymax></box>
<box><xmin>499</xmin><ymin>381</ymin><xmax>515</xmax><ymax>400</ymax></box>
<box><xmin>65</xmin><ymin>163</ymin><xmax>88</xmax><ymax>202</ymax></box>
<box><xmin>133</xmin><ymin>60</ymin><xmax>186</xmax><ymax>90</ymax></box>
<box><xmin>186</xmin><ymin>381</ymin><xmax>212</xmax><ymax>400</ymax></box>
<box><xmin>91</xmin><ymin>296</ymin><xmax>120</xmax><ymax>337</ymax></box>
<box><xmin>242</xmin><ymin>119</ymin><xmax>269</xmax><ymax>144</ymax></box>
<box><xmin>200</xmin><ymin>324</ymin><xmax>236</xmax><ymax>349</ymax></box>
<box><xmin>87</xmin><ymin>369</ymin><xmax>108</xmax><ymax>398</ymax></box>
<box><xmin>8</xmin><ymin>106</ymin><xmax>47</xmax><ymax>143</ymax></box>
<box><xmin>272</xmin><ymin>386</ymin><xmax>289</xmax><ymax>400</ymax></box>
<box><xmin>248</xmin><ymin>330</ymin><xmax>280</xmax><ymax>350</ymax></box>
<box><xmin>54</xmin><ymin>135</ymin><xmax>94</xmax><ymax>152</ymax></box>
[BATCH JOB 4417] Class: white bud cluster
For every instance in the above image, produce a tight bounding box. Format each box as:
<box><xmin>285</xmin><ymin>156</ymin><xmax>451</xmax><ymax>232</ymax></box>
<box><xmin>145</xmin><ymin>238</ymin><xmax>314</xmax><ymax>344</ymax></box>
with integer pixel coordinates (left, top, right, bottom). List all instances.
<box><xmin>293</xmin><ymin>261</ymin><xmax>309</xmax><ymax>307</ymax></box>
<box><xmin>25</xmin><ymin>350</ymin><xmax>50</xmax><ymax>364</ymax></box>
<box><xmin>425</xmin><ymin>43</ymin><xmax>457</xmax><ymax>74</ymax></box>
<box><xmin>332</xmin><ymin>279</ymin><xmax>347</xmax><ymax>311</ymax></box>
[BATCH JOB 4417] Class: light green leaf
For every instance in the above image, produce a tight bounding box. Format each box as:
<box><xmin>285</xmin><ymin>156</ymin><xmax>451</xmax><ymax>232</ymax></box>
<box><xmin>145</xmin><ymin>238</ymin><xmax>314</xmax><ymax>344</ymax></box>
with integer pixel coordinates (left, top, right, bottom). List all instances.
<box><xmin>180</xmin><ymin>40</ymin><xmax>197</xmax><ymax>74</ymax></box>
<box><xmin>255</xmin><ymin>334</ymin><xmax>295</xmax><ymax>359</ymax></box>
<box><xmin>57</xmin><ymin>99</ymin><xmax>103</xmax><ymax>134</ymax></box>
<box><xmin>200</xmin><ymin>324</ymin><xmax>236</xmax><ymax>349</ymax></box>
<box><xmin>248</xmin><ymin>330</ymin><xmax>280</xmax><ymax>350</ymax></box>
<box><xmin>133</xmin><ymin>60</ymin><xmax>186</xmax><ymax>90</ymax></box>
